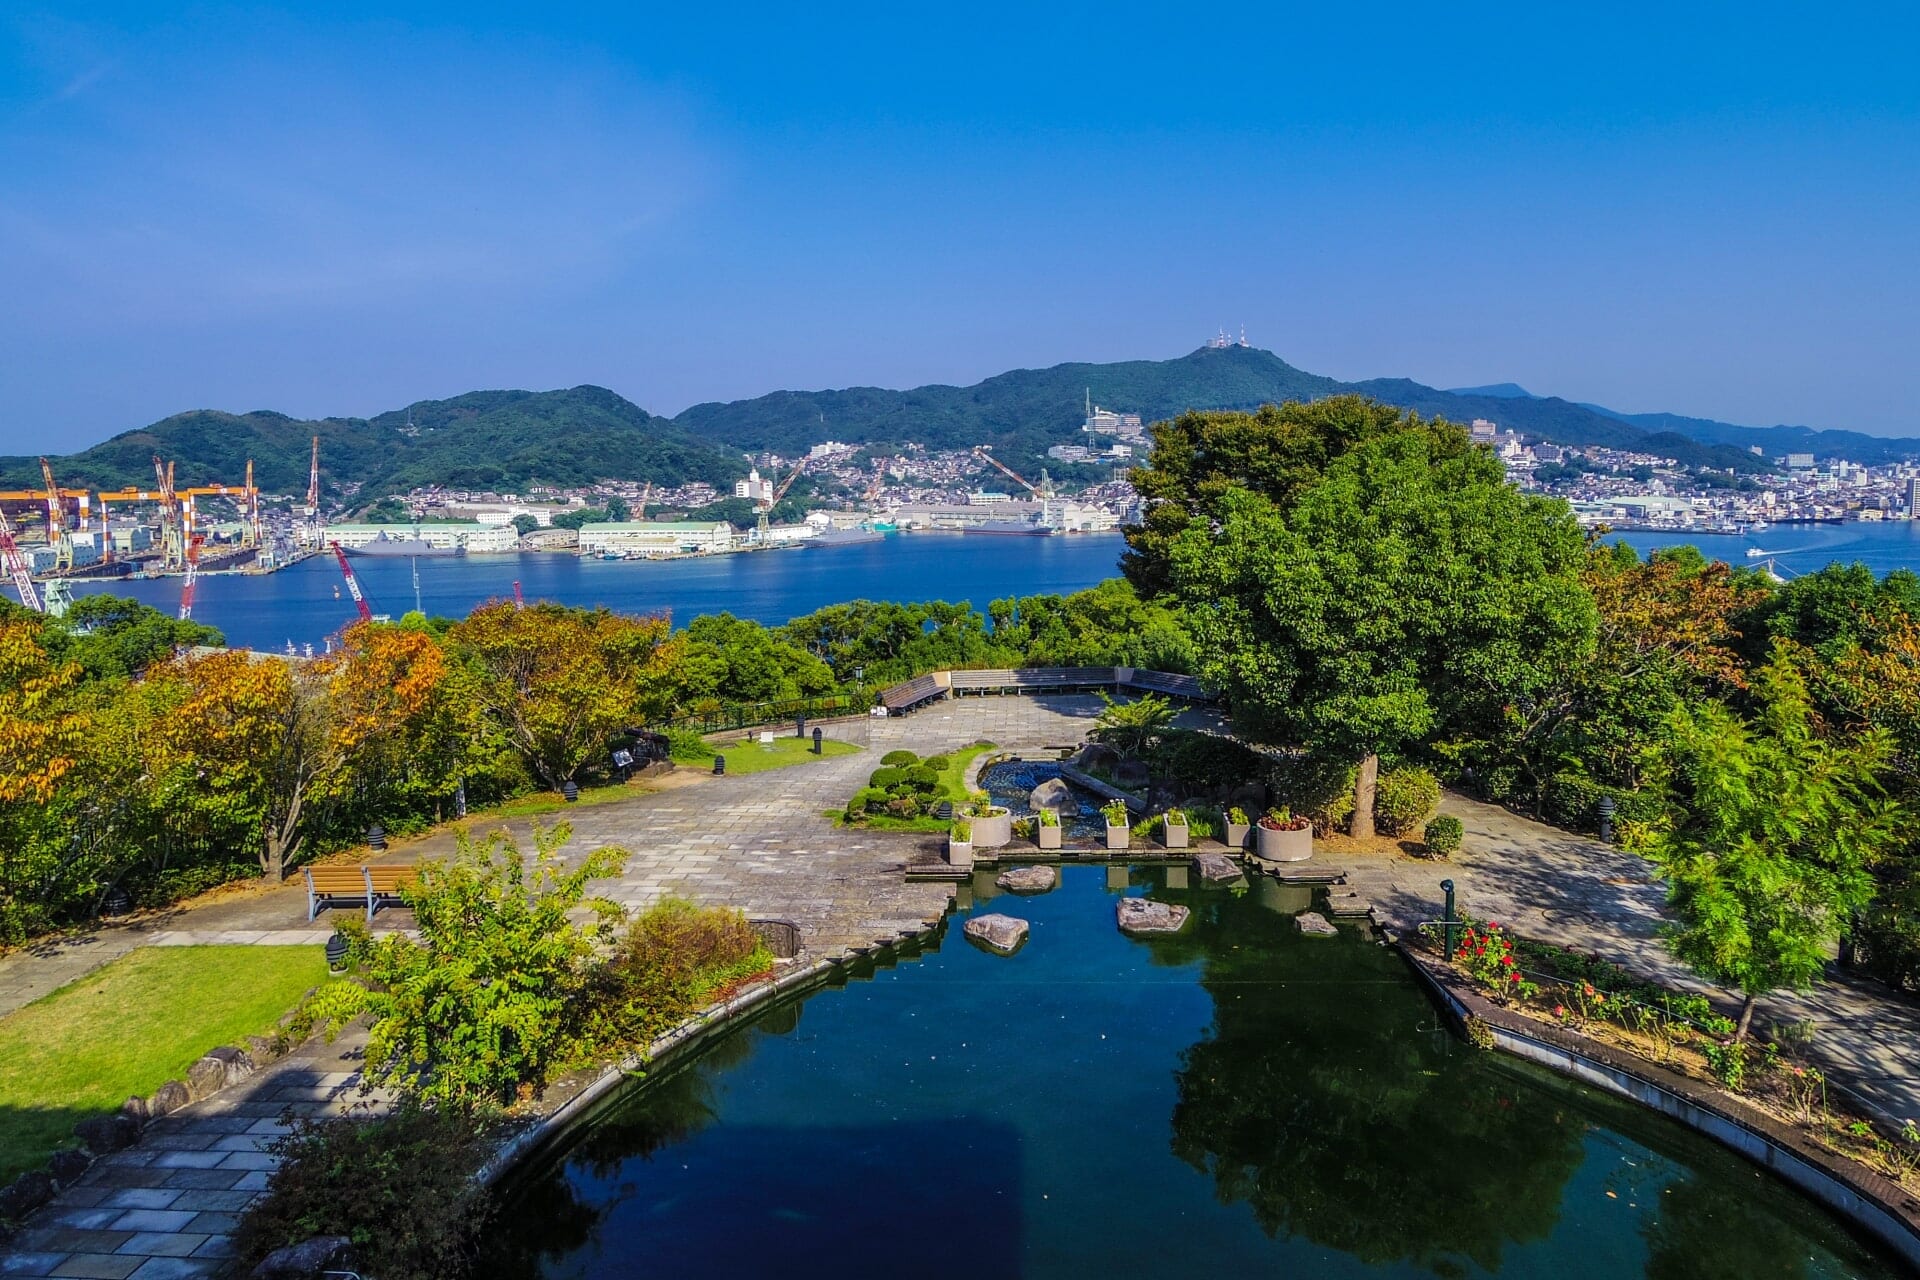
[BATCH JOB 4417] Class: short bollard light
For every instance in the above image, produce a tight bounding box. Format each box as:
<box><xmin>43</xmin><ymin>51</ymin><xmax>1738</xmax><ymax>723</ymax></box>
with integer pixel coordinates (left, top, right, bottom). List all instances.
<box><xmin>796</xmin><ymin>714</ymin><xmax>807</xmax><ymax>739</ymax></box>
<box><xmin>101</xmin><ymin>884</ymin><xmax>132</xmax><ymax>918</ymax></box>
<box><xmin>1441</xmin><ymin>879</ymin><xmax>1457</xmax><ymax>962</ymax></box>
<box><xmin>713</xmin><ymin>754</ymin><xmax>726</xmax><ymax>776</ymax></box>
<box><xmin>325</xmin><ymin>931</ymin><xmax>350</xmax><ymax>974</ymax></box>
<box><xmin>812</xmin><ymin>726</ymin><xmax>824</xmax><ymax>755</ymax></box>
<box><xmin>562</xmin><ymin>780</ymin><xmax>580</xmax><ymax>803</ymax></box>
<box><xmin>366</xmin><ymin>823</ymin><xmax>387</xmax><ymax>851</ymax></box>
<box><xmin>1597</xmin><ymin>794</ymin><xmax>1617</xmax><ymax>844</ymax></box>
<box><xmin>453</xmin><ymin>780</ymin><xmax>468</xmax><ymax>819</ymax></box>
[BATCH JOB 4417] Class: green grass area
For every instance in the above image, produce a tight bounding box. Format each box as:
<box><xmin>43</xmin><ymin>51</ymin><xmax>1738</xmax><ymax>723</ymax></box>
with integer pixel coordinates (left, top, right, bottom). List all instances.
<box><xmin>704</xmin><ymin>735</ymin><xmax>861</xmax><ymax>774</ymax></box>
<box><xmin>0</xmin><ymin>946</ymin><xmax>331</xmax><ymax>1181</ymax></box>
<box><xmin>477</xmin><ymin>781</ymin><xmax>646</xmax><ymax>820</ymax></box>
<box><xmin>836</xmin><ymin>742</ymin><xmax>994</xmax><ymax>832</ymax></box>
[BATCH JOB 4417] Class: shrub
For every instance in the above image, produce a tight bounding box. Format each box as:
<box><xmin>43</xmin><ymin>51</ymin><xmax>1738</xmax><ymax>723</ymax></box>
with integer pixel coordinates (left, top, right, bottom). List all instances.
<box><xmin>885</xmin><ymin>796</ymin><xmax>921</xmax><ymax>818</ymax></box>
<box><xmin>1037</xmin><ymin>808</ymin><xmax>1060</xmax><ymax>828</ymax></box>
<box><xmin>846</xmin><ymin>786</ymin><xmax>889</xmax><ymax>818</ymax></box>
<box><xmin>1101</xmin><ymin>799</ymin><xmax>1130</xmax><ymax>827</ymax></box>
<box><xmin>1374</xmin><ymin>767</ymin><xmax>1441</xmax><ymax>836</ymax></box>
<box><xmin>1185</xmin><ymin>809</ymin><xmax>1219</xmax><ymax>839</ymax></box>
<box><xmin>1271</xmin><ymin>755</ymin><xmax>1356</xmax><ymax>835</ymax></box>
<box><xmin>1423</xmin><ymin>815</ymin><xmax>1463</xmax><ymax>856</ymax></box>
<box><xmin>952</xmin><ymin>820</ymin><xmax>972</xmax><ymax>843</ymax></box>
<box><xmin>1543</xmin><ymin>770</ymin><xmax>1604</xmax><ymax>832</ymax></box>
<box><xmin>905</xmin><ymin>765</ymin><xmax>940</xmax><ymax>792</ymax></box>
<box><xmin>307</xmin><ymin>824</ymin><xmax>626</xmax><ymax>1108</ymax></box>
<box><xmin>1259</xmin><ymin>808</ymin><xmax>1310</xmax><ymax>831</ymax></box>
<box><xmin>880</xmin><ymin>749</ymin><xmax>918</xmax><ymax>767</ymax></box>
<box><xmin>1012</xmin><ymin>816</ymin><xmax>1036</xmax><ymax>839</ymax></box>
<box><xmin>665</xmin><ymin>726</ymin><xmax>716</xmax><ymax>763</ymax></box>
<box><xmin>1148</xmin><ymin>730</ymin><xmax>1269</xmax><ymax>789</ymax></box>
<box><xmin>869</xmin><ymin>766</ymin><xmax>909</xmax><ymax>790</ymax></box>
<box><xmin>921</xmin><ymin>755</ymin><xmax>951</xmax><ymax>774</ymax></box>
<box><xmin>600</xmin><ymin>897</ymin><xmax>771</xmax><ymax>1040</ymax></box>
<box><xmin>235</xmin><ymin>1103</ymin><xmax>495</xmax><ymax>1280</ymax></box>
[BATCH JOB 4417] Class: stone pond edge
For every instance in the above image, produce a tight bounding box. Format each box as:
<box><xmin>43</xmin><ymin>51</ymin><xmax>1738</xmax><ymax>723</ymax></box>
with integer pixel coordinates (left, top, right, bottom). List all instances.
<box><xmin>1395</xmin><ymin>941</ymin><xmax>1920</xmax><ymax>1272</ymax></box>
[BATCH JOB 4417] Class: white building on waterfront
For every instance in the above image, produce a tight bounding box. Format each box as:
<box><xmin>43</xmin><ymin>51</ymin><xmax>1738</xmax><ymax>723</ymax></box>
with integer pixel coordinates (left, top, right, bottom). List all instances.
<box><xmin>577</xmin><ymin>522</ymin><xmax>736</xmax><ymax>557</ymax></box>
<box><xmin>325</xmin><ymin>523</ymin><xmax>518</xmax><ymax>552</ymax></box>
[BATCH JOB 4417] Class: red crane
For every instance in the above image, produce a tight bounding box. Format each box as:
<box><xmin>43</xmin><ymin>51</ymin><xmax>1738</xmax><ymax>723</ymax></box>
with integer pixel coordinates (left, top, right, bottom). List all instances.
<box><xmin>512</xmin><ymin>579</ymin><xmax>525</xmax><ymax>609</ymax></box>
<box><xmin>329</xmin><ymin>541</ymin><xmax>373</xmax><ymax>621</ymax></box>
<box><xmin>0</xmin><ymin>507</ymin><xmax>41</xmax><ymax>612</ymax></box>
<box><xmin>178</xmin><ymin>534</ymin><xmax>205</xmax><ymax>620</ymax></box>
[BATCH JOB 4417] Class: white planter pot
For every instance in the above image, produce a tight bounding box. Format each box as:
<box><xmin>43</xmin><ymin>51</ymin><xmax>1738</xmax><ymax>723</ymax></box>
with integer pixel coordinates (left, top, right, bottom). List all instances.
<box><xmin>1255</xmin><ymin>824</ymin><xmax>1312</xmax><ymax>862</ymax></box>
<box><xmin>1036</xmin><ymin>823</ymin><xmax>1063</xmax><ymax>850</ymax></box>
<box><xmin>1224</xmin><ymin>821</ymin><xmax>1251</xmax><ymax>851</ymax></box>
<box><xmin>1105</xmin><ymin>822</ymin><xmax>1131</xmax><ymax>852</ymax></box>
<box><xmin>949</xmin><ymin>838</ymin><xmax>974</xmax><ymax>869</ymax></box>
<box><xmin>1161</xmin><ymin>818</ymin><xmax>1190</xmax><ymax>850</ymax></box>
<box><xmin>971</xmin><ymin>808</ymin><xmax>1013</xmax><ymax>849</ymax></box>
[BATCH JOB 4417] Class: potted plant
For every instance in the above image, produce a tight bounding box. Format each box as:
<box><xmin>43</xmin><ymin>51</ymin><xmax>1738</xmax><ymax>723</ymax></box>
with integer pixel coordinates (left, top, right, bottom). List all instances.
<box><xmin>1161</xmin><ymin>808</ymin><xmax>1190</xmax><ymax>850</ymax></box>
<box><xmin>1036</xmin><ymin>807</ymin><xmax>1063</xmax><ymax>850</ymax></box>
<box><xmin>969</xmin><ymin>802</ymin><xmax>1013</xmax><ymax>849</ymax></box>
<box><xmin>1103</xmin><ymin>799</ymin><xmax>1131</xmax><ymax>852</ymax></box>
<box><xmin>1223</xmin><ymin>806</ymin><xmax>1251</xmax><ymax>851</ymax></box>
<box><xmin>949</xmin><ymin>819</ymin><xmax>974</xmax><ymax>869</ymax></box>
<box><xmin>1255</xmin><ymin>807</ymin><xmax>1313</xmax><ymax>863</ymax></box>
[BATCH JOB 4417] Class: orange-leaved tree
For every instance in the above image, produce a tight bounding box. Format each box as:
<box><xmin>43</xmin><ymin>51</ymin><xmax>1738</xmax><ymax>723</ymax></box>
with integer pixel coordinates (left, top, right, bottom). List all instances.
<box><xmin>449</xmin><ymin>601</ymin><xmax>682</xmax><ymax>789</ymax></box>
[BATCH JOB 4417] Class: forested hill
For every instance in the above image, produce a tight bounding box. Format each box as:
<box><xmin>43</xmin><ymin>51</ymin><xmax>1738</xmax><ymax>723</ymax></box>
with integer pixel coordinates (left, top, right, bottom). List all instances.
<box><xmin>674</xmin><ymin>345</ymin><xmax>1772</xmax><ymax>474</ymax></box>
<box><xmin>1</xmin><ymin>386</ymin><xmax>747</xmax><ymax>495</ymax></box>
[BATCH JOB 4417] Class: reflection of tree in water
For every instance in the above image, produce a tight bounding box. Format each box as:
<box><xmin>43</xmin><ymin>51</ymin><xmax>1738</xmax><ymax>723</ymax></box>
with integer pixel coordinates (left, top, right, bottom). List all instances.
<box><xmin>1643</xmin><ymin>1176</ymin><xmax>1813</xmax><ymax>1280</ymax></box>
<box><xmin>477</xmin><ymin>1002</ymin><xmax>794</xmax><ymax>1275</ymax></box>
<box><xmin>1157</xmin><ymin>881</ymin><xmax>1588</xmax><ymax>1271</ymax></box>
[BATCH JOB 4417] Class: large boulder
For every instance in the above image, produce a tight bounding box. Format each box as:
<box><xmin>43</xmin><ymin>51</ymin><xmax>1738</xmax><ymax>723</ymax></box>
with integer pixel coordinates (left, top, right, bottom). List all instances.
<box><xmin>1072</xmin><ymin>742</ymin><xmax>1119</xmax><ymax>772</ymax></box>
<box><xmin>185</xmin><ymin>1055</ymin><xmax>228</xmax><ymax>1100</ymax></box>
<box><xmin>0</xmin><ymin>1171</ymin><xmax>52</xmax><ymax>1220</ymax></box>
<box><xmin>1113</xmin><ymin>759</ymin><xmax>1150</xmax><ymax>789</ymax></box>
<box><xmin>148</xmin><ymin>1081</ymin><xmax>191</xmax><ymax>1117</ymax></box>
<box><xmin>1116</xmin><ymin>898</ymin><xmax>1190</xmax><ymax>936</ymax></box>
<box><xmin>48</xmin><ymin>1147</ymin><xmax>92</xmax><ymax>1187</ymax></box>
<box><xmin>206</xmin><ymin>1045</ymin><xmax>256</xmax><ymax>1089</ymax></box>
<box><xmin>996</xmin><ymin>866</ymin><xmax>1057</xmax><ymax>894</ymax></box>
<box><xmin>75</xmin><ymin>1113</ymin><xmax>139</xmax><ymax>1156</ymax></box>
<box><xmin>1296</xmin><ymin>911</ymin><xmax>1339</xmax><ymax>937</ymax></box>
<box><xmin>1028</xmin><ymin>778</ymin><xmax>1076</xmax><ymax>815</ymax></box>
<box><xmin>1191</xmin><ymin>852</ymin><xmax>1242</xmax><ymax>885</ymax></box>
<box><xmin>962</xmin><ymin>913</ymin><xmax>1030</xmax><ymax>955</ymax></box>
<box><xmin>251</xmin><ymin>1236</ymin><xmax>354</xmax><ymax>1279</ymax></box>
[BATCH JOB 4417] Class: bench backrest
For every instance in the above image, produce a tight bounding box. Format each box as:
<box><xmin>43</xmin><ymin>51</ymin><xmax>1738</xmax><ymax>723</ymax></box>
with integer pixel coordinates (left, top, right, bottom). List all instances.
<box><xmin>306</xmin><ymin>866</ymin><xmax>367</xmax><ymax>893</ymax></box>
<box><xmin>365</xmin><ymin>865</ymin><xmax>418</xmax><ymax>894</ymax></box>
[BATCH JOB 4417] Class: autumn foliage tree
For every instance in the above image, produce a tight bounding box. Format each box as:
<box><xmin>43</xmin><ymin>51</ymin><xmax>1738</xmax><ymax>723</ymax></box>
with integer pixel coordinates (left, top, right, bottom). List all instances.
<box><xmin>449</xmin><ymin>601</ymin><xmax>682</xmax><ymax>789</ymax></box>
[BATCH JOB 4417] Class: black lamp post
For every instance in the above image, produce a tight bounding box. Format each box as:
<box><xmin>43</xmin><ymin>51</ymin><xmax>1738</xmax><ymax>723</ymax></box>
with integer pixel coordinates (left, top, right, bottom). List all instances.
<box><xmin>1440</xmin><ymin>879</ymin><xmax>1457</xmax><ymax>961</ymax></box>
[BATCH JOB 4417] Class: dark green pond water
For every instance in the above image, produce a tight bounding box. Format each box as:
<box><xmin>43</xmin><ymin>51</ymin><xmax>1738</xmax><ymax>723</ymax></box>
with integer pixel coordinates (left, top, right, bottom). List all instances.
<box><xmin>485</xmin><ymin>867</ymin><xmax>1902</xmax><ymax>1279</ymax></box>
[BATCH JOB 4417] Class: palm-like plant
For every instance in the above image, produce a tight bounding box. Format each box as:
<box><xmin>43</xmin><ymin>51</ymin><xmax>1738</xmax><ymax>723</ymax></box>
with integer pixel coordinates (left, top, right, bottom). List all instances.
<box><xmin>1094</xmin><ymin>692</ymin><xmax>1176</xmax><ymax>759</ymax></box>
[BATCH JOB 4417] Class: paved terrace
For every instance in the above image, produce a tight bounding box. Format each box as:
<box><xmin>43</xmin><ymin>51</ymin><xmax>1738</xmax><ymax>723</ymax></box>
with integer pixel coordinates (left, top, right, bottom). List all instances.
<box><xmin>3</xmin><ymin>694</ymin><xmax>1916</xmax><ymax>1274</ymax></box>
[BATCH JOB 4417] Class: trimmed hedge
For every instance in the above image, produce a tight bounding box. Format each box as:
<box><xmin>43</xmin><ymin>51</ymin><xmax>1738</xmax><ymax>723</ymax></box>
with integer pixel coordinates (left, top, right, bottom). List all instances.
<box><xmin>1374</xmin><ymin>767</ymin><xmax>1441</xmax><ymax>836</ymax></box>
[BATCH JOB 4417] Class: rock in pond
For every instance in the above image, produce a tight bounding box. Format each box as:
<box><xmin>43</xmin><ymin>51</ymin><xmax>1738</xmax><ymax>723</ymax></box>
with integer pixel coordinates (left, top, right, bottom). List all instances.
<box><xmin>1116</xmin><ymin>897</ymin><xmax>1190</xmax><ymax>936</ymax></box>
<box><xmin>1191</xmin><ymin>852</ymin><xmax>1242</xmax><ymax>885</ymax></box>
<box><xmin>996</xmin><ymin>866</ymin><xmax>1058</xmax><ymax>894</ymax></box>
<box><xmin>963</xmin><ymin>913</ymin><xmax>1030</xmax><ymax>954</ymax></box>
<box><xmin>1029</xmin><ymin>777</ymin><xmax>1076</xmax><ymax>814</ymax></box>
<box><xmin>1296</xmin><ymin>911</ymin><xmax>1339</xmax><ymax>937</ymax></box>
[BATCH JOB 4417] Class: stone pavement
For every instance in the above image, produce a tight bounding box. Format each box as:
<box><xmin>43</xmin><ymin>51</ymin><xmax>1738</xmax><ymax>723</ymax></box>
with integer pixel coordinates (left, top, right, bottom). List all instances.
<box><xmin>1326</xmin><ymin>792</ymin><xmax>1920</xmax><ymax>1128</ymax></box>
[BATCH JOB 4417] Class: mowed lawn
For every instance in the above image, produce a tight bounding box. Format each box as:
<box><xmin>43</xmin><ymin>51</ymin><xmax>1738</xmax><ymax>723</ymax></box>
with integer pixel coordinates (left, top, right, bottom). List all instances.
<box><xmin>0</xmin><ymin>945</ymin><xmax>328</xmax><ymax>1181</ymax></box>
<box><xmin>711</xmin><ymin>734</ymin><xmax>861</xmax><ymax>774</ymax></box>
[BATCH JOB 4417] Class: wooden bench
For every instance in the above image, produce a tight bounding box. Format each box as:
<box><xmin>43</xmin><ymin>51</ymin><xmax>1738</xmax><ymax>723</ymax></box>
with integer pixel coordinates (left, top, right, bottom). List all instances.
<box><xmin>1120</xmin><ymin>669</ymin><xmax>1210</xmax><ymax>701</ymax></box>
<box><xmin>949</xmin><ymin>666</ymin><xmax>1116</xmax><ymax>695</ymax></box>
<box><xmin>878</xmin><ymin>673</ymin><xmax>947</xmax><ymax>714</ymax></box>
<box><xmin>304</xmin><ymin>864</ymin><xmax>419</xmax><ymax>921</ymax></box>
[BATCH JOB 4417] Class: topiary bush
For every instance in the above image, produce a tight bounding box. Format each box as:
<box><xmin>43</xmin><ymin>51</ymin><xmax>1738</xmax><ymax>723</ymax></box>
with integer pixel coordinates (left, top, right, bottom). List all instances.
<box><xmin>1423</xmin><ymin>815</ymin><xmax>1463</xmax><ymax>856</ymax></box>
<box><xmin>846</xmin><ymin>786</ymin><xmax>889</xmax><ymax>819</ymax></box>
<box><xmin>905</xmin><ymin>765</ymin><xmax>939</xmax><ymax>792</ymax></box>
<box><xmin>921</xmin><ymin>755</ymin><xmax>951</xmax><ymax>774</ymax></box>
<box><xmin>880</xmin><ymin>750</ymin><xmax>919</xmax><ymax>767</ymax></box>
<box><xmin>868</xmin><ymin>766</ymin><xmax>910</xmax><ymax>790</ymax></box>
<box><xmin>1374</xmin><ymin>767</ymin><xmax>1441</xmax><ymax>837</ymax></box>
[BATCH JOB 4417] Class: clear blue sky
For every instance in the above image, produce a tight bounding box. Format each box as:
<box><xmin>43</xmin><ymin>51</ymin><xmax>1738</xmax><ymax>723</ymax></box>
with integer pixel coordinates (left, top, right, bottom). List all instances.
<box><xmin>3</xmin><ymin>3</ymin><xmax>1917</xmax><ymax>452</ymax></box>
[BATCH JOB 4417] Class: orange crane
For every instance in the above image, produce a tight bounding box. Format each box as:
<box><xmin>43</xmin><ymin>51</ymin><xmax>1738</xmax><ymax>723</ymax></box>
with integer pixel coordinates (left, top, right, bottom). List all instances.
<box><xmin>176</xmin><ymin>464</ymin><xmax>262</xmax><ymax>550</ymax></box>
<box><xmin>0</xmin><ymin>507</ymin><xmax>41</xmax><ymax>611</ymax></box>
<box><xmin>37</xmin><ymin>458</ymin><xmax>90</xmax><ymax>573</ymax></box>
<box><xmin>970</xmin><ymin>446</ymin><xmax>1054</xmax><ymax>499</ymax></box>
<box><xmin>96</xmin><ymin>486</ymin><xmax>168</xmax><ymax>565</ymax></box>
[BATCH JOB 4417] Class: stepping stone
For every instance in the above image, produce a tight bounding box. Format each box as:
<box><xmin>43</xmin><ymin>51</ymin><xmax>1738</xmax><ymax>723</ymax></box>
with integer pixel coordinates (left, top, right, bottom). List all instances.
<box><xmin>1191</xmin><ymin>852</ymin><xmax>1242</xmax><ymax>885</ymax></box>
<box><xmin>962</xmin><ymin>913</ymin><xmax>1029</xmax><ymax>955</ymax></box>
<box><xmin>996</xmin><ymin>866</ymin><xmax>1058</xmax><ymax>894</ymax></box>
<box><xmin>1296</xmin><ymin>911</ymin><xmax>1338</xmax><ymax>937</ymax></box>
<box><xmin>1116</xmin><ymin>897</ymin><xmax>1190</xmax><ymax>936</ymax></box>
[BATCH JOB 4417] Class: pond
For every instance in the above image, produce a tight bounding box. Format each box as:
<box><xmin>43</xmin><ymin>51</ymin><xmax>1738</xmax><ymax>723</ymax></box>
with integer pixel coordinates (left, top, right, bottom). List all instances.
<box><xmin>979</xmin><ymin>757</ymin><xmax>1110</xmax><ymax>839</ymax></box>
<box><xmin>483</xmin><ymin>867</ymin><xmax>1901</xmax><ymax>1279</ymax></box>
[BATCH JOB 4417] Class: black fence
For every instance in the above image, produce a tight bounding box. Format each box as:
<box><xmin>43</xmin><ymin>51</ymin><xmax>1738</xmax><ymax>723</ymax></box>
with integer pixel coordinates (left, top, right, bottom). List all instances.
<box><xmin>663</xmin><ymin>694</ymin><xmax>864</xmax><ymax>734</ymax></box>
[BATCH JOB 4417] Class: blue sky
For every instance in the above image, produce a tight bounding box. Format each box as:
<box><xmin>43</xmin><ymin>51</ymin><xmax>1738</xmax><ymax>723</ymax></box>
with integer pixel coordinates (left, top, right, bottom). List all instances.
<box><xmin>3</xmin><ymin>3</ymin><xmax>1917</xmax><ymax>452</ymax></box>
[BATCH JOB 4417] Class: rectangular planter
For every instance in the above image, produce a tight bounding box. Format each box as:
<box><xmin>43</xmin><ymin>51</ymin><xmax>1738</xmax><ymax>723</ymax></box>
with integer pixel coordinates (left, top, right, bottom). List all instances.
<box><xmin>1036</xmin><ymin>823</ymin><xmax>1063</xmax><ymax>850</ymax></box>
<box><xmin>1161</xmin><ymin>817</ymin><xmax>1190</xmax><ymax>850</ymax></box>
<box><xmin>1105</xmin><ymin>822</ymin><xmax>1131</xmax><ymax>852</ymax></box>
<box><xmin>948</xmin><ymin>838</ymin><xmax>974</xmax><ymax>869</ymax></box>
<box><xmin>1224</xmin><ymin>821</ymin><xmax>1251</xmax><ymax>851</ymax></box>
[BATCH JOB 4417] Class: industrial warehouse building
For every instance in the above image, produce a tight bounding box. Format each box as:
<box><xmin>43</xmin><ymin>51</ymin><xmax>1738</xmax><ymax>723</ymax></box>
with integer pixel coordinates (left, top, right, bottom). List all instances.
<box><xmin>324</xmin><ymin>522</ymin><xmax>520</xmax><ymax>552</ymax></box>
<box><xmin>577</xmin><ymin>521</ymin><xmax>736</xmax><ymax>557</ymax></box>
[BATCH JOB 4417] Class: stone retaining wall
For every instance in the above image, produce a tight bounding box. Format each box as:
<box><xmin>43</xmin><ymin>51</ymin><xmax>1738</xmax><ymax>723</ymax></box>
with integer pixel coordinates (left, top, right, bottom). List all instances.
<box><xmin>1399</xmin><ymin>944</ymin><xmax>1920</xmax><ymax>1271</ymax></box>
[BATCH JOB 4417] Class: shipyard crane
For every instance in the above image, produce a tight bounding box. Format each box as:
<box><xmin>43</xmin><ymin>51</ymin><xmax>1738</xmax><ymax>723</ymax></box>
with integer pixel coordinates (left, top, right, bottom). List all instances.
<box><xmin>970</xmin><ymin>446</ymin><xmax>1055</xmax><ymax>499</ymax></box>
<box><xmin>754</xmin><ymin>461</ymin><xmax>809</xmax><ymax>539</ymax></box>
<box><xmin>0</xmin><ymin>507</ymin><xmax>42</xmax><ymax>611</ymax></box>
<box><xmin>329</xmin><ymin>541</ymin><xmax>373</xmax><ymax>622</ymax></box>
<box><xmin>304</xmin><ymin>436</ymin><xmax>322</xmax><ymax>546</ymax></box>
<box><xmin>152</xmin><ymin>457</ymin><xmax>185</xmax><ymax>571</ymax></box>
<box><xmin>37</xmin><ymin>458</ymin><xmax>89</xmax><ymax>573</ymax></box>
<box><xmin>96</xmin><ymin>487</ymin><xmax>167</xmax><ymax>566</ymax></box>
<box><xmin>864</xmin><ymin>458</ymin><xmax>887</xmax><ymax>503</ymax></box>
<box><xmin>177</xmin><ymin>534</ymin><xmax>205</xmax><ymax>620</ymax></box>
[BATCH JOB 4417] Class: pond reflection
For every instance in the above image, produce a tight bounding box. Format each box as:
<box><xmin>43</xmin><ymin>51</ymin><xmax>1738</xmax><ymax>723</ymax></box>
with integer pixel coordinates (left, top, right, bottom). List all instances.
<box><xmin>484</xmin><ymin>867</ymin><xmax>1897</xmax><ymax>1279</ymax></box>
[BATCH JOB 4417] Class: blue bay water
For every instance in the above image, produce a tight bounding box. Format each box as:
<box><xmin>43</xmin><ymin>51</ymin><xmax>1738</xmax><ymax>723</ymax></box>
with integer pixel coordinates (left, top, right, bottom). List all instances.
<box><xmin>57</xmin><ymin>521</ymin><xmax>1920</xmax><ymax>651</ymax></box>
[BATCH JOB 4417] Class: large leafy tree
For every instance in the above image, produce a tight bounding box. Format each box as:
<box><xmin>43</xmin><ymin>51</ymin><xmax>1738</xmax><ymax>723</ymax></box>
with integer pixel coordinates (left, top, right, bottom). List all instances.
<box><xmin>988</xmin><ymin>579</ymin><xmax>1197</xmax><ymax>673</ymax></box>
<box><xmin>1123</xmin><ymin>395</ymin><xmax>1460</xmax><ymax>597</ymax></box>
<box><xmin>449</xmin><ymin>601</ymin><xmax>682</xmax><ymax>788</ymax></box>
<box><xmin>1164</xmin><ymin>424</ymin><xmax>1594</xmax><ymax>835</ymax></box>
<box><xmin>677</xmin><ymin>612</ymin><xmax>836</xmax><ymax>707</ymax></box>
<box><xmin>1646</xmin><ymin>653</ymin><xmax>1906</xmax><ymax>1036</ymax></box>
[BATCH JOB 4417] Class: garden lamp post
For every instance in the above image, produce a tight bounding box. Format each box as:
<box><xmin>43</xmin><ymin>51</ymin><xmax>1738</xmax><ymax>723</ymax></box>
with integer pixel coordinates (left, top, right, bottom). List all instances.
<box><xmin>1440</xmin><ymin>879</ymin><xmax>1457</xmax><ymax>962</ymax></box>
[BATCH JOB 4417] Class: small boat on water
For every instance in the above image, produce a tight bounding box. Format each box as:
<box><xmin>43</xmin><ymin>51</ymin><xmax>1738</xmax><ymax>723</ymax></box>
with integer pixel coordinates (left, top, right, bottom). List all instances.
<box><xmin>341</xmin><ymin>533</ymin><xmax>462</xmax><ymax>558</ymax></box>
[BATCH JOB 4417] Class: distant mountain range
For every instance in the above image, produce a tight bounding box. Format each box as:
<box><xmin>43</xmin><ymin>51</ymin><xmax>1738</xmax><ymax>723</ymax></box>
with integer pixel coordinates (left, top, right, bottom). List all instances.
<box><xmin>1447</xmin><ymin>382</ymin><xmax>1920</xmax><ymax>467</ymax></box>
<box><xmin>8</xmin><ymin>347</ymin><xmax>1908</xmax><ymax>497</ymax></box>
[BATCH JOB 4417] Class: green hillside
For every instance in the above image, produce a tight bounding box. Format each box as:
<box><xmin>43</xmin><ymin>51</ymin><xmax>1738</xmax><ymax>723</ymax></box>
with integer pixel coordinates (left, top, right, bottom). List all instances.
<box><xmin>675</xmin><ymin>346</ymin><xmax>1770</xmax><ymax>475</ymax></box>
<box><xmin>1</xmin><ymin>386</ymin><xmax>747</xmax><ymax>497</ymax></box>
